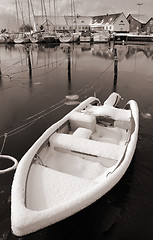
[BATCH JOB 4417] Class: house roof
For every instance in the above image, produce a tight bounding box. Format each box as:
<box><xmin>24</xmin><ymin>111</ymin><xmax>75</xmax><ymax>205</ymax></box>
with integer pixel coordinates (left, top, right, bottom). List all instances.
<box><xmin>65</xmin><ymin>16</ymin><xmax>92</xmax><ymax>26</ymax></box>
<box><xmin>34</xmin><ymin>15</ymin><xmax>92</xmax><ymax>26</ymax></box>
<box><xmin>127</xmin><ymin>14</ymin><xmax>150</xmax><ymax>24</ymax></box>
<box><xmin>92</xmin><ymin>13</ymin><xmax>123</xmax><ymax>24</ymax></box>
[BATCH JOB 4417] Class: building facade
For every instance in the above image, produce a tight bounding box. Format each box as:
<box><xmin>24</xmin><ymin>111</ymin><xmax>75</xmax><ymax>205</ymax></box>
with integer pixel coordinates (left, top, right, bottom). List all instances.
<box><xmin>34</xmin><ymin>15</ymin><xmax>91</xmax><ymax>33</ymax></box>
<box><xmin>144</xmin><ymin>18</ymin><xmax>153</xmax><ymax>34</ymax></box>
<box><xmin>127</xmin><ymin>14</ymin><xmax>149</xmax><ymax>33</ymax></box>
<box><xmin>90</xmin><ymin>13</ymin><xmax>129</xmax><ymax>33</ymax></box>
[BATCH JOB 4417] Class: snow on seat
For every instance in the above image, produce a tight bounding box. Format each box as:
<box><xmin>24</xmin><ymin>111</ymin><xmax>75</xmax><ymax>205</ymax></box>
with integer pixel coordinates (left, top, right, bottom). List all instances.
<box><xmin>72</xmin><ymin>128</ymin><xmax>92</xmax><ymax>139</ymax></box>
<box><xmin>69</xmin><ymin>111</ymin><xmax>96</xmax><ymax>133</ymax></box>
<box><xmin>85</xmin><ymin>105</ymin><xmax>131</xmax><ymax>122</ymax></box>
<box><xmin>26</xmin><ymin>164</ymin><xmax>97</xmax><ymax>211</ymax></box>
<box><xmin>49</xmin><ymin>133</ymin><xmax>127</xmax><ymax>167</ymax></box>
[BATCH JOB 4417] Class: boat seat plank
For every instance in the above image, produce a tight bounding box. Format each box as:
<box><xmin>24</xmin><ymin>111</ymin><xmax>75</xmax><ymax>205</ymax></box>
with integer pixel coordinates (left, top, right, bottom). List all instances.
<box><xmin>49</xmin><ymin>133</ymin><xmax>127</xmax><ymax>162</ymax></box>
<box><xmin>69</xmin><ymin>111</ymin><xmax>96</xmax><ymax>133</ymax></box>
<box><xmin>84</xmin><ymin>105</ymin><xmax>131</xmax><ymax>122</ymax></box>
<box><xmin>72</xmin><ymin>127</ymin><xmax>92</xmax><ymax>138</ymax></box>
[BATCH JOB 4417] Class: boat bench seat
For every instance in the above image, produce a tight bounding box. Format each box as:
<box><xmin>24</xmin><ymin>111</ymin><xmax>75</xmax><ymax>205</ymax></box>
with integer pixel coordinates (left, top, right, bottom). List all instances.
<box><xmin>49</xmin><ymin>133</ymin><xmax>127</xmax><ymax>166</ymax></box>
<box><xmin>85</xmin><ymin>105</ymin><xmax>132</xmax><ymax>130</ymax></box>
<box><xmin>72</xmin><ymin>128</ymin><xmax>92</xmax><ymax>139</ymax></box>
<box><xmin>69</xmin><ymin>111</ymin><xmax>96</xmax><ymax>133</ymax></box>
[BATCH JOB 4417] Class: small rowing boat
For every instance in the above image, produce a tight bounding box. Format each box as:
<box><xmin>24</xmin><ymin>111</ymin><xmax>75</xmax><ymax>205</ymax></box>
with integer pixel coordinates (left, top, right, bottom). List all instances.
<box><xmin>11</xmin><ymin>92</ymin><xmax>139</xmax><ymax>236</ymax></box>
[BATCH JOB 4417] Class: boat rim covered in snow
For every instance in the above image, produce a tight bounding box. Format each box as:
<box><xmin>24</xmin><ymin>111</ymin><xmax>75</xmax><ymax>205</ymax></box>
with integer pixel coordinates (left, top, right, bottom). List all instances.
<box><xmin>11</xmin><ymin>93</ymin><xmax>139</xmax><ymax>236</ymax></box>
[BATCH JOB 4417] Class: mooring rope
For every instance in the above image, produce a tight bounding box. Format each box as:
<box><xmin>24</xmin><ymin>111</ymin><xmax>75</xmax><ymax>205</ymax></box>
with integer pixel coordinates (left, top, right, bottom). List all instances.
<box><xmin>0</xmin><ymin>59</ymin><xmax>114</xmax><ymax>140</ymax></box>
<box><xmin>0</xmin><ymin>133</ymin><xmax>7</xmax><ymax>154</ymax></box>
<box><xmin>0</xmin><ymin>133</ymin><xmax>18</xmax><ymax>174</ymax></box>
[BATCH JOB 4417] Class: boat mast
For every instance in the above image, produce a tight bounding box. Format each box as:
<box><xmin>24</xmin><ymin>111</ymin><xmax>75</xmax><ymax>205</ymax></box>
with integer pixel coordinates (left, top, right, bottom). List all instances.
<box><xmin>71</xmin><ymin>0</ymin><xmax>73</xmax><ymax>32</ymax></box>
<box><xmin>53</xmin><ymin>0</ymin><xmax>57</xmax><ymax>32</ymax></box>
<box><xmin>29</xmin><ymin>0</ymin><xmax>37</xmax><ymax>32</ymax></box>
<box><xmin>42</xmin><ymin>0</ymin><xmax>49</xmax><ymax>32</ymax></box>
<box><xmin>27</xmin><ymin>0</ymin><xmax>31</xmax><ymax>31</ymax></box>
<box><xmin>73</xmin><ymin>1</ymin><xmax>77</xmax><ymax>31</ymax></box>
<box><xmin>17</xmin><ymin>0</ymin><xmax>25</xmax><ymax>26</ymax></box>
<box><xmin>15</xmin><ymin>0</ymin><xmax>19</xmax><ymax>31</ymax></box>
<box><xmin>48</xmin><ymin>0</ymin><xmax>51</xmax><ymax>20</ymax></box>
<box><xmin>41</xmin><ymin>0</ymin><xmax>44</xmax><ymax>22</ymax></box>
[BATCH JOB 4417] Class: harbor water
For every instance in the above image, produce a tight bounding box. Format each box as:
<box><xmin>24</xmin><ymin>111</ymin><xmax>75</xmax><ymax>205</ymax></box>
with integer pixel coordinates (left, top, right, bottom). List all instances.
<box><xmin>0</xmin><ymin>42</ymin><xmax>153</xmax><ymax>240</ymax></box>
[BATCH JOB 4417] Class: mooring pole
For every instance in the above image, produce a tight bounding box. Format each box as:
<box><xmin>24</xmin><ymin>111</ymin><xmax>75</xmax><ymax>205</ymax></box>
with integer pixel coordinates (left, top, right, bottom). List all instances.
<box><xmin>113</xmin><ymin>48</ymin><xmax>118</xmax><ymax>87</ymax></box>
<box><xmin>0</xmin><ymin>60</ymin><xmax>2</xmax><ymax>86</ymax></box>
<box><xmin>67</xmin><ymin>46</ymin><xmax>71</xmax><ymax>91</ymax></box>
<box><xmin>0</xmin><ymin>60</ymin><xmax>1</xmax><ymax>80</ymax></box>
<box><xmin>26</xmin><ymin>46</ymin><xmax>32</xmax><ymax>80</ymax></box>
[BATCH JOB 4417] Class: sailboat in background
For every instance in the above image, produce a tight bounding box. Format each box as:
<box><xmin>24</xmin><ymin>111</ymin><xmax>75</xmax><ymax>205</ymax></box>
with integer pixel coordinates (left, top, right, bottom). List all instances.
<box><xmin>14</xmin><ymin>0</ymin><xmax>31</xmax><ymax>44</ymax></box>
<box><xmin>59</xmin><ymin>0</ymin><xmax>80</xmax><ymax>43</ymax></box>
<box><xmin>40</xmin><ymin>0</ymin><xmax>59</xmax><ymax>44</ymax></box>
<box><xmin>29</xmin><ymin>0</ymin><xmax>44</xmax><ymax>43</ymax></box>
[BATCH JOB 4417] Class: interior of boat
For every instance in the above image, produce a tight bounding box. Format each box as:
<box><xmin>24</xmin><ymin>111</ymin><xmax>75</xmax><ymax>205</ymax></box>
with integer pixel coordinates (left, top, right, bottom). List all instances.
<box><xmin>25</xmin><ymin>102</ymin><xmax>134</xmax><ymax>210</ymax></box>
<box><xmin>32</xmin><ymin>103</ymin><xmax>133</xmax><ymax>177</ymax></box>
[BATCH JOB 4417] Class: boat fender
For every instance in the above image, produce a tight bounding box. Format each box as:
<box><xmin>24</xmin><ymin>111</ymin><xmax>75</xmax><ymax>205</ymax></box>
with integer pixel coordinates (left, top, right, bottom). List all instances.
<box><xmin>0</xmin><ymin>155</ymin><xmax>18</xmax><ymax>174</ymax></box>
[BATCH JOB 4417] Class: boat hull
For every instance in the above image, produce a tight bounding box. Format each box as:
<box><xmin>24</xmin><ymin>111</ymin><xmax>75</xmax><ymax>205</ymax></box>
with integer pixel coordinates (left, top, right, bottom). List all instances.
<box><xmin>11</xmin><ymin>94</ymin><xmax>139</xmax><ymax>236</ymax></box>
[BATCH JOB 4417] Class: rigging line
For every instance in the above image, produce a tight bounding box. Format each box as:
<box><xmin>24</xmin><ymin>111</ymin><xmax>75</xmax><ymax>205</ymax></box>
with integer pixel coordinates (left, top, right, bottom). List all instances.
<box><xmin>0</xmin><ymin>60</ymin><xmax>114</xmax><ymax>139</ymax></box>
<box><xmin>0</xmin><ymin>133</ymin><xmax>7</xmax><ymax>154</ymax></box>
<box><xmin>4</xmin><ymin>57</ymin><xmax>67</xmax><ymax>79</ymax></box>
<box><xmin>27</xmin><ymin>57</ymin><xmax>68</xmax><ymax>72</ymax></box>
<box><xmin>73</xmin><ymin>60</ymin><xmax>114</xmax><ymax>97</ymax></box>
<box><xmin>0</xmin><ymin>102</ymin><xmax>66</xmax><ymax>138</ymax></box>
<box><xmin>0</xmin><ymin>98</ymin><xmax>67</xmax><ymax>137</ymax></box>
<box><xmin>2</xmin><ymin>57</ymin><xmax>27</xmax><ymax>73</ymax></box>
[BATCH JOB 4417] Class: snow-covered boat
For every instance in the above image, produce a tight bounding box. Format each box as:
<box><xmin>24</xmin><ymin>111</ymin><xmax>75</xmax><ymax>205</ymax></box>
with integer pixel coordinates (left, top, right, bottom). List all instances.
<box><xmin>11</xmin><ymin>92</ymin><xmax>139</xmax><ymax>236</ymax></box>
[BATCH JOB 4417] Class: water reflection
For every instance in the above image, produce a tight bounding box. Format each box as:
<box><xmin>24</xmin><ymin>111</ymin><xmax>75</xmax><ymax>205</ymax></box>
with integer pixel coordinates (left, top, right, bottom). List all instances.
<box><xmin>0</xmin><ymin>42</ymin><xmax>153</xmax><ymax>239</ymax></box>
<box><xmin>126</xmin><ymin>45</ymin><xmax>153</xmax><ymax>59</ymax></box>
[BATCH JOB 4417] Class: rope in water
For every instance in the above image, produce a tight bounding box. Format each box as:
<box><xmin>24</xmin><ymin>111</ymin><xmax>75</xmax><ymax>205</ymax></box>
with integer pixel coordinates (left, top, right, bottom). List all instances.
<box><xmin>0</xmin><ymin>60</ymin><xmax>114</xmax><ymax>140</ymax></box>
<box><xmin>0</xmin><ymin>59</ymin><xmax>114</xmax><ymax>173</ymax></box>
<box><xmin>0</xmin><ymin>134</ymin><xmax>18</xmax><ymax>174</ymax></box>
<box><xmin>0</xmin><ymin>155</ymin><xmax>18</xmax><ymax>174</ymax></box>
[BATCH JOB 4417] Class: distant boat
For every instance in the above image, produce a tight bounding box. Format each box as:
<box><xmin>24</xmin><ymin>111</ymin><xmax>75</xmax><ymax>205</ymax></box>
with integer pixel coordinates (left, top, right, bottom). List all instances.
<box><xmin>93</xmin><ymin>31</ymin><xmax>109</xmax><ymax>43</ymax></box>
<box><xmin>14</xmin><ymin>33</ymin><xmax>31</xmax><ymax>44</ymax></box>
<box><xmin>42</xmin><ymin>32</ymin><xmax>59</xmax><ymax>44</ymax></box>
<box><xmin>80</xmin><ymin>31</ymin><xmax>92</xmax><ymax>42</ymax></box>
<box><xmin>114</xmin><ymin>33</ymin><xmax>153</xmax><ymax>43</ymax></box>
<box><xmin>11</xmin><ymin>92</ymin><xmax>139</xmax><ymax>236</ymax></box>
<box><xmin>30</xmin><ymin>32</ymin><xmax>44</xmax><ymax>43</ymax></box>
<box><xmin>0</xmin><ymin>33</ymin><xmax>6</xmax><ymax>43</ymax></box>
<box><xmin>59</xmin><ymin>31</ymin><xmax>80</xmax><ymax>43</ymax></box>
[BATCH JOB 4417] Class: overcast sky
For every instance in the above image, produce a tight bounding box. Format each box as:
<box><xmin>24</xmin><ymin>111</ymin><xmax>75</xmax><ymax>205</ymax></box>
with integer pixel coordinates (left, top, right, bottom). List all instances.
<box><xmin>0</xmin><ymin>0</ymin><xmax>152</xmax><ymax>31</ymax></box>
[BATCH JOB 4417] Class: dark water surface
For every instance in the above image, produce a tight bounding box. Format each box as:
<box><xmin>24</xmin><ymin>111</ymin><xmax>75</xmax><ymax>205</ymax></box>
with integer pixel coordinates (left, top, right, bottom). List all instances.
<box><xmin>0</xmin><ymin>42</ymin><xmax>153</xmax><ymax>240</ymax></box>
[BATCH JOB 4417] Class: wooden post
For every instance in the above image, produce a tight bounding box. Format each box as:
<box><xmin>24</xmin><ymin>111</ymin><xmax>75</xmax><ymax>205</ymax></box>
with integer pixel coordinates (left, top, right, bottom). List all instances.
<box><xmin>67</xmin><ymin>46</ymin><xmax>71</xmax><ymax>91</ymax></box>
<box><xmin>0</xmin><ymin>60</ymin><xmax>2</xmax><ymax>83</ymax></box>
<box><xmin>26</xmin><ymin>46</ymin><xmax>32</xmax><ymax>80</ymax></box>
<box><xmin>113</xmin><ymin>48</ymin><xmax>118</xmax><ymax>86</ymax></box>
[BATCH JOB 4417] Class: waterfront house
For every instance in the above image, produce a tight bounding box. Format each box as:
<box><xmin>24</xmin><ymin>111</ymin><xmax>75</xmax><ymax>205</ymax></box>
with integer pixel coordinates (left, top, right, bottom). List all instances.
<box><xmin>64</xmin><ymin>15</ymin><xmax>92</xmax><ymax>32</ymax></box>
<box><xmin>34</xmin><ymin>15</ymin><xmax>91</xmax><ymax>33</ymax></box>
<box><xmin>143</xmin><ymin>17</ymin><xmax>153</xmax><ymax>34</ymax></box>
<box><xmin>127</xmin><ymin>14</ymin><xmax>149</xmax><ymax>33</ymax></box>
<box><xmin>34</xmin><ymin>16</ymin><xmax>67</xmax><ymax>32</ymax></box>
<box><xmin>90</xmin><ymin>13</ymin><xmax>129</xmax><ymax>33</ymax></box>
